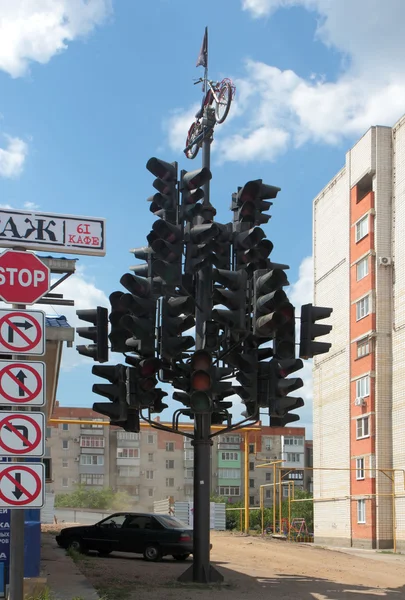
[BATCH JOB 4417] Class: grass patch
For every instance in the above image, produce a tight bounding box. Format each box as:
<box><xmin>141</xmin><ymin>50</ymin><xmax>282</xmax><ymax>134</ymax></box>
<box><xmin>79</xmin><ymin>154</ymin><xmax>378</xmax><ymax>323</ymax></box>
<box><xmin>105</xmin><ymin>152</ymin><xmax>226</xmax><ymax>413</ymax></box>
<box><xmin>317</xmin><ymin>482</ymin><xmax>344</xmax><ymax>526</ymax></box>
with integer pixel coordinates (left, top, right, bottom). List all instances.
<box><xmin>66</xmin><ymin>547</ymin><xmax>86</xmax><ymax>563</ymax></box>
<box><xmin>25</xmin><ymin>587</ymin><xmax>54</xmax><ymax>600</ymax></box>
<box><xmin>95</xmin><ymin>578</ymin><xmax>133</xmax><ymax>600</ymax></box>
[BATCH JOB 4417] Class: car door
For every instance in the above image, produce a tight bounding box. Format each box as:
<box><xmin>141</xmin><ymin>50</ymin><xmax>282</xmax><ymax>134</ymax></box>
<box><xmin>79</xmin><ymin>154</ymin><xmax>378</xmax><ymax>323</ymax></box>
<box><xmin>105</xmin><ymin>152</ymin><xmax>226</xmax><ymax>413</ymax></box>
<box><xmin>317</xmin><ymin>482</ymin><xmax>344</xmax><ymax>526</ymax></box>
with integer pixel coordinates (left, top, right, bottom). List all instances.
<box><xmin>85</xmin><ymin>514</ymin><xmax>127</xmax><ymax>553</ymax></box>
<box><xmin>120</xmin><ymin>515</ymin><xmax>148</xmax><ymax>554</ymax></box>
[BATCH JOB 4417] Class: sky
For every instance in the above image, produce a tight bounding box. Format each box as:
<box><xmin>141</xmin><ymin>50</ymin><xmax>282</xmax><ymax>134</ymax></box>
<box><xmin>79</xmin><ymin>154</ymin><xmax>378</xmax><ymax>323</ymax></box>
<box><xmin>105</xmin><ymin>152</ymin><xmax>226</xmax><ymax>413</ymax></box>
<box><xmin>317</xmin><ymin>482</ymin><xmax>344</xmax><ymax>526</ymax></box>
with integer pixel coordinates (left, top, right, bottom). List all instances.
<box><xmin>1</xmin><ymin>0</ymin><xmax>405</xmax><ymax>439</ymax></box>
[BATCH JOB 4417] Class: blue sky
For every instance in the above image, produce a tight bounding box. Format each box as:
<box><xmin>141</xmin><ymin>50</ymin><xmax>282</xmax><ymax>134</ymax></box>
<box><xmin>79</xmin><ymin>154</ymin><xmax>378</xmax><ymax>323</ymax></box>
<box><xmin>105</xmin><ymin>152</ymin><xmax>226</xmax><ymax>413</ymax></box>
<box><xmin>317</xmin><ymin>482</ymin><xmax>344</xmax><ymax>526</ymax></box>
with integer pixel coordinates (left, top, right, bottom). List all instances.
<box><xmin>1</xmin><ymin>0</ymin><xmax>405</xmax><ymax>437</ymax></box>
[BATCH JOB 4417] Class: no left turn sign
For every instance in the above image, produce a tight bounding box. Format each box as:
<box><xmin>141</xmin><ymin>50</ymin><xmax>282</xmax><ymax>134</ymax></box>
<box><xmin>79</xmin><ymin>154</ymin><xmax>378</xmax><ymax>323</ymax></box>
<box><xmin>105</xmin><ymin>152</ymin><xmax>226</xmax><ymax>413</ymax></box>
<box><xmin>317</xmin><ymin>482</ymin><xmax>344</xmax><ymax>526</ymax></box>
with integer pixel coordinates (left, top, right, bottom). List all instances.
<box><xmin>0</xmin><ymin>463</ymin><xmax>44</xmax><ymax>508</ymax></box>
<box><xmin>0</xmin><ymin>412</ymin><xmax>45</xmax><ymax>457</ymax></box>
<box><xmin>0</xmin><ymin>360</ymin><xmax>45</xmax><ymax>407</ymax></box>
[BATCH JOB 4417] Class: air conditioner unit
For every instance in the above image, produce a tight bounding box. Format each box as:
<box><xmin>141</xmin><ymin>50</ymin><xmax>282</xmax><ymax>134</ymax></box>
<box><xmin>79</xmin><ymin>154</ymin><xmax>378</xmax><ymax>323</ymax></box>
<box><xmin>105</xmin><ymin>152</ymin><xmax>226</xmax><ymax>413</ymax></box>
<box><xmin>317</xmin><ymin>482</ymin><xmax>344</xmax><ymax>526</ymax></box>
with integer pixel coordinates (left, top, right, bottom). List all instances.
<box><xmin>379</xmin><ymin>256</ymin><xmax>392</xmax><ymax>266</ymax></box>
<box><xmin>74</xmin><ymin>438</ymin><xmax>80</xmax><ymax>443</ymax></box>
<box><xmin>354</xmin><ymin>397</ymin><xmax>365</xmax><ymax>406</ymax></box>
<box><xmin>74</xmin><ymin>457</ymin><xmax>80</xmax><ymax>462</ymax></box>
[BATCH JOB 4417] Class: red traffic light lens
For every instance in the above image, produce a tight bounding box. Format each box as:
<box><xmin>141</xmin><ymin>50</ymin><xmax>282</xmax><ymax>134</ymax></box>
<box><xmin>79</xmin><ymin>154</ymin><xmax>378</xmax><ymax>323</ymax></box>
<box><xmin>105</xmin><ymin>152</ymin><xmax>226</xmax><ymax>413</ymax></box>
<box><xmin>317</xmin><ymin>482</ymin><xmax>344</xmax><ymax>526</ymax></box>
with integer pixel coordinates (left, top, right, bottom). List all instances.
<box><xmin>191</xmin><ymin>350</ymin><xmax>212</xmax><ymax>371</ymax></box>
<box><xmin>191</xmin><ymin>371</ymin><xmax>211</xmax><ymax>391</ymax></box>
<box><xmin>139</xmin><ymin>376</ymin><xmax>157</xmax><ymax>392</ymax></box>
<box><xmin>139</xmin><ymin>358</ymin><xmax>159</xmax><ymax>377</ymax></box>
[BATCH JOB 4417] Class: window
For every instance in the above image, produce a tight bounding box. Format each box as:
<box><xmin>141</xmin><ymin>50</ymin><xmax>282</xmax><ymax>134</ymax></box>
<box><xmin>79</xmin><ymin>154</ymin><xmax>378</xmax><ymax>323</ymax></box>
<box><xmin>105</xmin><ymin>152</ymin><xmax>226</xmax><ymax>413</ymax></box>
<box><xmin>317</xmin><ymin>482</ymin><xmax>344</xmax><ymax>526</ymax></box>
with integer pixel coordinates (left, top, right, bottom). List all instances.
<box><xmin>80</xmin><ymin>474</ymin><xmax>104</xmax><ymax>486</ymax></box>
<box><xmin>357</xmin><ymin>499</ymin><xmax>366</xmax><ymax>523</ymax></box>
<box><xmin>166</xmin><ymin>460</ymin><xmax>174</xmax><ymax>469</ymax></box>
<box><xmin>80</xmin><ymin>455</ymin><xmax>104</xmax><ymax>466</ymax></box>
<box><xmin>147</xmin><ymin>434</ymin><xmax>154</xmax><ymax>444</ymax></box>
<box><xmin>80</xmin><ymin>436</ymin><xmax>105</xmax><ymax>448</ymax></box>
<box><xmin>46</xmin><ymin>427</ymin><xmax>52</xmax><ymax>439</ymax></box>
<box><xmin>219</xmin><ymin>486</ymin><xmax>240</xmax><ymax>496</ymax></box>
<box><xmin>117</xmin><ymin>432</ymin><xmax>139</xmax><ymax>440</ymax></box>
<box><xmin>357</xmin><ymin>338</ymin><xmax>370</xmax><ymax>358</ymax></box>
<box><xmin>100</xmin><ymin>514</ymin><xmax>126</xmax><ymax>529</ymax></box>
<box><xmin>356</xmin><ymin>296</ymin><xmax>370</xmax><ymax>320</ymax></box>
<box><xmin>265</xmin><ymin>490</ymin><xmax>271</xmax><ymax>499</ymax></box>
<box><xmin>62</xmin><ymin>478</ymin><xmax>68</xmax><ymax>487</ymax></box>
<box><xmin>265</xmin><ymin>472</ymin><xmax>271</xmax><ymax>482</ymax></box>
<box><xmin>249</xmin><ymin>444</ymin><xmax>255</xmax><ymax>454</ymax></box>
<box><xmin>286</xmin><ymin>453</ymin><xmax>301</xmax><ymax>462</ymax></box>
<box><xmin>249</xmin><ymin>479</ymin><xmax>255</xmax><ymax>488</ymax></box>
<box><xmin>62</xmin><ymin>440</ymin><xmax>69</xmax><ymax>450</ymax></box>
<box><xmin>62</xmin><ymin>459</ymin><xmax>68</xmax><ymax>468</ymax></box>
<box><xmin>148</xmin><ymin>453</ymin><xmax>154</xmax><ymax>462</ymax></box>
<box><xmin>217</xmin><ymin>468</ymin><xmax>240</xmax><ymax>479</ymax></box>
<box><xmin>185</xmin><ymin>468</ymin><xmax>194</xmax><ymax>479</ymax></box>
<box><xmin>249</xmin><ymin>462</ymin><xmax>254</xmax><ymax>471</ymax></box>
<box><xmin>166</xmin><ymin>442</ymin><xmax>174</xmax><ymax>452</ymax></box>
<box><xmin>287</xmin><ymin>472</ymin><xmax>303</xmax><ymax>480</ymax></box>
<box><xmin>249</xmin><ymin>496</ymin><xmax>255</xmax><ymax>505</ymax></box>
<box><xmin>356</xmin><ymin>458</ymin><xmax>365</xmax><ymax>480</ymax></box>
<box><xmin>263</xmin><ymin>437</ymin><xmax>272</xmax><ymax>451</ymax></box>
<box><xmin>148</xmin><ymin>488</ymin><xmax>154</xmax><ymax>497</ymax></box>
<box><xmin>166</xmin><ymin>478</ymin><xmax>174</xmax><ymax>487</ymax></box>
<box><xmin>62</xmin><ymin>423</ymin><xmax>69</xmax><ymax>431</ymax></box>
<box><xmin>224</xmin><ymin>435</ymin><xmax>240</xmax><ymax>443</ymax></box>
<box><xmin>146</xmin><ymin>470</ymin><xmax>154</xmax><ymax>480</ymax></box>
<box><xmin>283</xmin><ymin>487</ymin><xmax>289</xmax><ymax>498</ymax></box>
<box><xmin>356</xmin><ymin>257</ymin><xmax>369</xmax><ymax>281</ymax></box>
<box><xmin>81</xmin><ymin>420</ymin><xmax>103</xmax><ymax>429</ymax></box>
<box><xmin>117</xmin><ymin>448</ymin><xmax>139</xmax><ymax>458</ymax></box>
<box><xmin>355</xmin><ymin>216</ymin><xmax>368</xmax><ymax>242</ymax></box>
<box><xmin>118</xmin><ymin>466</ymin><xmax>138</xmax><ymax>477</ymax></box>
<box><xmin>356</xmin><ymin>416</ymin><xmax>370</xmax><ymax>439</ymax></box>
<box><xmin>356</xmin><ymin>375</ymin><xmax>370</xmax><ymax>399</ymax></box>
<box><xmin>284</xmin><ymin>437</ymin><xmax>304</xmax><ymax>446</ymax></box>
<box><xmin>221</xmin><ymin>452</ymin><xmax>239</xmax><ymax>461</ymax></box>
<box><xmin>184</xmin><ymin>449</ymin><xmax>194</xmax><ymax>460</ymax></box>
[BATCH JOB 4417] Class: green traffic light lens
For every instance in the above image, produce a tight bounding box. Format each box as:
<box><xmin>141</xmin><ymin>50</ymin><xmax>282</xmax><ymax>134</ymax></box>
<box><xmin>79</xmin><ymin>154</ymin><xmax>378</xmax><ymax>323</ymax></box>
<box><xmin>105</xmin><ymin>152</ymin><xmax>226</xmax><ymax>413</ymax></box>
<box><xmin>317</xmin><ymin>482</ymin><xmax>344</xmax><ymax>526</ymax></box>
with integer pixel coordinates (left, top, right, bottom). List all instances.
<box><xmin>190</xmin><ymin>391</ymin><xmax>212</xmax><ymax>413</ymax></box>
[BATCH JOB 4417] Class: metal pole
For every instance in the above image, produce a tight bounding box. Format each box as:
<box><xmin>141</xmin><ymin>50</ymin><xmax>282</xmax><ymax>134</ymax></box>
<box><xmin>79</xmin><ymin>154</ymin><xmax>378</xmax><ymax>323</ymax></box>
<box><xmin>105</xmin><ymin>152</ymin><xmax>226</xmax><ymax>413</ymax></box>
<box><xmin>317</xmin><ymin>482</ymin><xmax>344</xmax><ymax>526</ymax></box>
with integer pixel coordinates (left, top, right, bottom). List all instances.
<box><xmin>273</xmin><ymin>463</ymin><xmax>276</xmax><ymax>533</ymax></box>
<box><xmin>244</xmin><ymin>433</ymin><xmax>249</xmax><ymax>533</ymax></box>
<box><xmin>9</xmin><ymin>302</ymin><xmax>26</xmax><ymax>600</ymax></box>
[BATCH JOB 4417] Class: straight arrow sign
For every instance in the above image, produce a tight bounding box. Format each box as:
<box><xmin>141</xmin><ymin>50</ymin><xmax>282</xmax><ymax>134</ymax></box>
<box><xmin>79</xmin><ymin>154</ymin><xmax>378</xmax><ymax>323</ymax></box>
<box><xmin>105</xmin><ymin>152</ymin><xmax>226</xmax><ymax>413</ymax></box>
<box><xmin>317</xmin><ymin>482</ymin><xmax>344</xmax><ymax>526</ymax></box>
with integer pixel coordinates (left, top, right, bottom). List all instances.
<box><xmin>12</xmin><ymin>473</ymin><xmax>23</xmax><ymax>500</ymax></box>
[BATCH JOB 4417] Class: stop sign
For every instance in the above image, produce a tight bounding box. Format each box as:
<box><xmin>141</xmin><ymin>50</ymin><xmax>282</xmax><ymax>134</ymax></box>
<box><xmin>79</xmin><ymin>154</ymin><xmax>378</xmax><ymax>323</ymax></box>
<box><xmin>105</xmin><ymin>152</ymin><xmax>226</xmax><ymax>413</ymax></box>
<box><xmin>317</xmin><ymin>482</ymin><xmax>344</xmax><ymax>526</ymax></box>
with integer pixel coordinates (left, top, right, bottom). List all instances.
<box><xmin>0</xmin><ymin>250</ymin><xmax>50</xmax><ymax>305</ymax></box>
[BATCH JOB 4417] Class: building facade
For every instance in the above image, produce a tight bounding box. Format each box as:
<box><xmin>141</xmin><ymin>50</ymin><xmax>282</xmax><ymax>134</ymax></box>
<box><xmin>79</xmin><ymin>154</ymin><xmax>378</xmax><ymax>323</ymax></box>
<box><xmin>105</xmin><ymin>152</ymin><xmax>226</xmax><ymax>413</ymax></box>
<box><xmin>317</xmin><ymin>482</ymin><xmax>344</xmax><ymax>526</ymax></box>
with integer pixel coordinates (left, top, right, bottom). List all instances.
<box><xmin>313</xmin><ymin>118</ymin><xmax>405</xmax><ymax>549</ymax></box>
<box><xmin>48</xmin><ymin>404</ymin><xmax>310</xmax><ymax>511</ymax></box>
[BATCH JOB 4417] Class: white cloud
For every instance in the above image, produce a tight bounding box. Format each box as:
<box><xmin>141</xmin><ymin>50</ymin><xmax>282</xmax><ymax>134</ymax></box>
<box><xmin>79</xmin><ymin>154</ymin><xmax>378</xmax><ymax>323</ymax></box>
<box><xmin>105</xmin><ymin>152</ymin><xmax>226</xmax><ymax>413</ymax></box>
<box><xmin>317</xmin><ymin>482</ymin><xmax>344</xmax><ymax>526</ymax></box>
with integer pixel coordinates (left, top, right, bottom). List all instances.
<box><xmin>206</xmin><ymin>1</ymin><xmax>405</xmax><ymax>163</ymax></box>
<box><xmin>0</xmin><ymin>136</ymin><xmax>28</xmax><ymax>178</ymax></box>
<box><xmin>289</xmin><ymin>255</ymin><xmax>313</xmax><ymax>309</ymax></box>
<box><xmin>0</xmin><ymin>0</ymin><xmax>112</xmax><ymax>78</ymax></box>
<box><xmin>166</xmin><ymin>104</ymin><xmax>200</xmax><ymax>154</ymax></box>
<box><xmin>23</xmin><ymin>201</ymin><xmax>40</xmax><ymax>210</ymax></box>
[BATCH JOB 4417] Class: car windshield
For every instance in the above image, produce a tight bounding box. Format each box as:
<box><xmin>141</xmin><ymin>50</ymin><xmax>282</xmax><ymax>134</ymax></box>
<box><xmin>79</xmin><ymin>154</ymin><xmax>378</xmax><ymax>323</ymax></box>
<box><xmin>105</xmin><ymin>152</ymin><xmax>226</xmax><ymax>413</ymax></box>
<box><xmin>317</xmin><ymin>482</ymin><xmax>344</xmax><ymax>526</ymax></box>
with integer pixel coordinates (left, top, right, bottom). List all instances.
<box><xmin>157</xmin><ymin>515</ymin><xmax>189</xmax><ymax>529</ymax></box>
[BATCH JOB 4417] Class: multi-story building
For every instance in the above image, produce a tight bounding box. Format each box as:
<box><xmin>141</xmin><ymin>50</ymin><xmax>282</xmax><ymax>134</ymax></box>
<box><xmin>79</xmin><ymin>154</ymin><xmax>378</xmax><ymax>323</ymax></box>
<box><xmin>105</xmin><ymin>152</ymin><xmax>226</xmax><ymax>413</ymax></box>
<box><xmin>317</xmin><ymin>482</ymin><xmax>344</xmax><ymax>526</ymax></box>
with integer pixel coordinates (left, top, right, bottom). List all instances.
<box><xmin>48</xmin><ymin>404</ymin><xmax>310</xmax><ymax>511</ymax></box>
<box><xmin>313</xmin><ymin>115</ymin><xmax>405</xmax><ymax>550</ymax></box>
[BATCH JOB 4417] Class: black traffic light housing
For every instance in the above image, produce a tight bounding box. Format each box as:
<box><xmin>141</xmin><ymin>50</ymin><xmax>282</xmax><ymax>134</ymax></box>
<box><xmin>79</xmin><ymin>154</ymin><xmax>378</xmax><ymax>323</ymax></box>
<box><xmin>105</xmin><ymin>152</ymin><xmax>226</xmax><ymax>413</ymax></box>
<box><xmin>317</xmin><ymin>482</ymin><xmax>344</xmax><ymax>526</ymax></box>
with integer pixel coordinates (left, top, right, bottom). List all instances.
<box><xmin>299</xmin><ymin>303</ymin><xmax>333</xmax><ymax>359</ymax></box>
<box><xmin>92</xmin><ymin>364</ymin><xmax>140</xmax><ymax>432</ymax></box>
<box><xmin>76</xmin><ymin>306</ymin><xmax>109</xmax><ymax>363</ymax></box>
<box><xmin>261</xmin><ymin>358</ymin><xmax>304</xmax><ymax>427</ymax></box>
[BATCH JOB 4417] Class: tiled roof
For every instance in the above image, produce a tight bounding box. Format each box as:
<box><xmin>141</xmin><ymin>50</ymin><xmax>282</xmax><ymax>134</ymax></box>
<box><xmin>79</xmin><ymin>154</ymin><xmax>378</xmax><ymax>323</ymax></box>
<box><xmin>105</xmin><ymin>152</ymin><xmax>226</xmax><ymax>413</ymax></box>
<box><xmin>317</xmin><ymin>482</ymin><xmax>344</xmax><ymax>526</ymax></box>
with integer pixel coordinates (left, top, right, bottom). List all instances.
<box><xmin>45</xmin><ymin>315</ymin><xmax>71</xmax><ymax>328</ymax></box>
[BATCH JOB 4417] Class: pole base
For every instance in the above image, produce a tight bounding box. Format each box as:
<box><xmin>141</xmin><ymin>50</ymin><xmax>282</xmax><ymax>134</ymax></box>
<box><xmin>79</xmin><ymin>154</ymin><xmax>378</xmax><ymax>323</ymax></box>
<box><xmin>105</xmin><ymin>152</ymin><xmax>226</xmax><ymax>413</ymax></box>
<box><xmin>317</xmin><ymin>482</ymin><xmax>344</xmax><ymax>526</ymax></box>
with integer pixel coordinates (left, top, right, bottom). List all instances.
<box><xmin>177</xmin><ymin>562</ymin><xmax>224</xmax><ymax>584</ymax></box>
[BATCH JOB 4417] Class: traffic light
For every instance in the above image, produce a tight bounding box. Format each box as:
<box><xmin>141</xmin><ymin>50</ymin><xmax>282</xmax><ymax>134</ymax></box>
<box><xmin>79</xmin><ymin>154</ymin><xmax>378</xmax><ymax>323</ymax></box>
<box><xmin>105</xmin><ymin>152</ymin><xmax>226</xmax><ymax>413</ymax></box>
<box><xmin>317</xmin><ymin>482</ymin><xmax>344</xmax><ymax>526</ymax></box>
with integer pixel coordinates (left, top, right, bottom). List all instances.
<box><xmin>299</xmin><ymin>303</ymin><xmax>333</xmax><ymax>359</ymax></box>
<box><xmin>76</xmin><ymin>306</ymin><xmax>109</xmax><ymax>363</ymax></box>
<box><xmin>119</xmin><ymin>273</ymin><xmax>156</xmax><ymax>357</ymax></box>
<box><xmin>223</xmin><ymin>349</ymin><xmax>258</xmax><ymax>418</ymax></box>
<box><xmin>189</xmin><ymin>350</ymin><xmax>213</xmax><ymax>414</ymax></box>
<box><xmin>146</xmin><ymin>157</ymin><xmax>178</xmax><ymax>221</ymax></box>
<box><xmin>180</xmin><ymin>167</ymin><xmax>212</xmax><ymax>222</ymax></box>
<box><xmin>263</xmin><ymin>358</ymin><xmax>304</xmax><ymax>427</ymax></box>
<box><xmin>184</xmin><ymin>221</ymin><xmax>220</xmax><ymax>272</ymax></box>
<box><xmin>233</xmin><ymin>179</ymin><xmax>280</xmax><ymax>226</ymax></box>
<box><xmin>253</xmin><ymin>268</ymin><xmax>291</xmax><ymax>339</ymax></box>
<box><xmin>125</xmin><ymin>356</ymin><xmax>168</xmax><ymax>413</ymax></box>
<box><xmin>108</xmin><ymin>291</ymin><xmax>133</xmax><ymax>353</ymax></box>
<box><xmin>129</xmin><ymin>245</ymin><xmax>152</xmax><ymax>278</ymax></box>
<box><xmin>160</xmin><ymin>295</ymin><xmax>195</xmax><ymax>360</ymax></box>
<box><xmin>212</xmin><ymin>268</ymin><xmax>248</xmax><ymax>331</ymax></box>
<box><xmin>92</xmin><ymin>364</ymin><xmax>140</xmax><ymax>432</ymax></box>
<box><xmin>147</xmin><ymin>220</ymin><xmax>183</xmax><ymax>286</ymax></box>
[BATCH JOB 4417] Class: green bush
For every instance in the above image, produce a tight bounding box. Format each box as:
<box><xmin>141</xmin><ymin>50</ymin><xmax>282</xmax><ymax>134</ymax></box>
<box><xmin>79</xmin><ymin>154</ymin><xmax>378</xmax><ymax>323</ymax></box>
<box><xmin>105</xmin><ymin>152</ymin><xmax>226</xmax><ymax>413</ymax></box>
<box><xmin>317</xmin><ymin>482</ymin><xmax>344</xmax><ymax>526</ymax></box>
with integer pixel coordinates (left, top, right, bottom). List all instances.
<box><xmin>55</xmin><ymin>485</ymin><xmax>134</xmax><ymax>511</ymax></box>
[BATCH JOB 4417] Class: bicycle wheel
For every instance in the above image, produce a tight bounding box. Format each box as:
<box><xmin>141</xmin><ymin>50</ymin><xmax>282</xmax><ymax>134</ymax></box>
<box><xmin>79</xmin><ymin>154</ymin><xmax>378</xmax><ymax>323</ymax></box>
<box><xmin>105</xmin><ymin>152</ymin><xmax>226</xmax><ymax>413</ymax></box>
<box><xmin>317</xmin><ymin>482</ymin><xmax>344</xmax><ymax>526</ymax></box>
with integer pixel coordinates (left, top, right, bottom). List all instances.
<box><xmin>215</xmin><ymin>82</ymin><xmax>232</xmax><ymax>124</ymax></box>
<box><xmin>185</xmin><ymin>122</ymin><xmax>200</xmax><ymax>159</ymax></box>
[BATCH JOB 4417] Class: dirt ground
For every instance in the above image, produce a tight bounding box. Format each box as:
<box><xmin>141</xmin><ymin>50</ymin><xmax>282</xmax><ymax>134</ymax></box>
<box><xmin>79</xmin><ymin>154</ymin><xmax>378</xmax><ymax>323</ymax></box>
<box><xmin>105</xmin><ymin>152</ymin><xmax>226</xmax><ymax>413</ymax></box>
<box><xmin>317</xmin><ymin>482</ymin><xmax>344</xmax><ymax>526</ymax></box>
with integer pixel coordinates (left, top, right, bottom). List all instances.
<box><xmin>49</xmin><ymin>528</ymin><xmax>405</xmax><ymax>600</ymax></box>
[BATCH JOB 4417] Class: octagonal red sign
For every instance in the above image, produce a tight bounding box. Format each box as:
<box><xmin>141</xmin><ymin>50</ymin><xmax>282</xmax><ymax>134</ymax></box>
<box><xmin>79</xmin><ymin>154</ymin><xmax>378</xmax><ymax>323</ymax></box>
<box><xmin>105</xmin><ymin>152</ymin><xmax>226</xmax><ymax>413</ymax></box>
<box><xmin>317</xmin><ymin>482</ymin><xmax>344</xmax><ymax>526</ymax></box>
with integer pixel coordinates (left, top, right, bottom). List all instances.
<box><xmin>0</xmin><ymin>250</ymin><xmax>50</xmax><ymax>305</ymax></box>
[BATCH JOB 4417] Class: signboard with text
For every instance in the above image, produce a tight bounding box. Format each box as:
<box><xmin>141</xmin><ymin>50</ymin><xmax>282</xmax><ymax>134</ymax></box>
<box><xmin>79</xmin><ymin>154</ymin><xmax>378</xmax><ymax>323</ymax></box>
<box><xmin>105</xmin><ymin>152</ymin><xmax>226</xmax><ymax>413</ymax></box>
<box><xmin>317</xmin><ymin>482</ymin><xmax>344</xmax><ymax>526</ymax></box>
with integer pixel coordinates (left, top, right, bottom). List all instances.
<box><xmin>0</xmin><ymin>209</ymin><xmax>106</xmax><ymax>256</ymax></box>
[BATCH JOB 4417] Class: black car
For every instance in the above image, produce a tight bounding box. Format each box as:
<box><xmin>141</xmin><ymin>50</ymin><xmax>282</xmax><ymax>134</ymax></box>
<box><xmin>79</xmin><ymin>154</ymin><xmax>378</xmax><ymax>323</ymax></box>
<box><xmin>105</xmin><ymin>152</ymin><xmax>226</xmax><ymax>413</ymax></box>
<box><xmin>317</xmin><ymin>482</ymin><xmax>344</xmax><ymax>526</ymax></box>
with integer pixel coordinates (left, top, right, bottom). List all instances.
<box><xmin>56</xmin><ymin>512</ymin><xmax>193</xmax><ymax>561</ymax></box>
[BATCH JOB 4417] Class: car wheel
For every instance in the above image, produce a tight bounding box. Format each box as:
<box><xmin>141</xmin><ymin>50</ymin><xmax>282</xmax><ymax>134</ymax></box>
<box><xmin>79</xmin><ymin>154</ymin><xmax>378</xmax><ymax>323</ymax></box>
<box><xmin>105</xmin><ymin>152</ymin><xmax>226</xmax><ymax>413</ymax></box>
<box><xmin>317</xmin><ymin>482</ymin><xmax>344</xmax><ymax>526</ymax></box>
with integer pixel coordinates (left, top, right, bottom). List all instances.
<box><xmin>172</xmin><ymin>554</ymin><xmax>190</xmax><ymax>561</ymax></box>
<box><xmin>67</xmin><ymin>538</ymin><xmax>85</xmax><ymax>554</ymax></box>
<box><xmin>143</xmin><ymin>544</ymin><xmax>162</xmax><ymax>562</ymax></box>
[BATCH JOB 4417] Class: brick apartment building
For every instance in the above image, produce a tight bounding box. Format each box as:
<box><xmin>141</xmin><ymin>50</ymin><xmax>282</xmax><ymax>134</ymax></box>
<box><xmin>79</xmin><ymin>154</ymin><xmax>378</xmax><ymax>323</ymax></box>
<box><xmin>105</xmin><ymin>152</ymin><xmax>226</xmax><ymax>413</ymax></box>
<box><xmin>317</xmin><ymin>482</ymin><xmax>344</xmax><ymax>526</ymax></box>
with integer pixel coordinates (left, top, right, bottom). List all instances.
<box><xmin>313</xmin><ymin>114</ymin><xmax>405</xmax><ymax>550</ymax></box>
<box><xmin>47</xmin><ymin>403</ymin><xmax>311</xmax><ymax>511</ymax></box>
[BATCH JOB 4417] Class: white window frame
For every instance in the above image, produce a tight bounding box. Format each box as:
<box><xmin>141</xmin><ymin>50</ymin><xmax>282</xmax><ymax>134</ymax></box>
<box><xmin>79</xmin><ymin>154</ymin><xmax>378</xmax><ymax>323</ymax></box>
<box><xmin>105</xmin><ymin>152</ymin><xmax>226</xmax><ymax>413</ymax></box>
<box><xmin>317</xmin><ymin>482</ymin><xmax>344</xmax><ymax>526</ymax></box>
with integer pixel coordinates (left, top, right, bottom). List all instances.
<box><xmin>148</xmin><ymin>488</ymin><xmax>154</xmax><ymax>497</ymax></box>
<box><xmin>61</xmin><ymin>423</ymin><xmax>69</xmax><ymax>431</ymax></box>
<box><xmin>355</xmin><ymin>216</ymin><xmax>369</xmax><ymax>242</ymax></box>
<box><xmin>117</xmin><ymin>448</ymin><xmax>139</xmax><ymax>459</ymax></box>
<box><xmin>166</xmin><ymin>478</ymin><xmax>175</xmax><ymax>487</ymax></box>
<box><xmin>80</xmin><ymin>474</ymin><xmax>104</xmax><ymax>486</ymax></box>
<box><xmin>62</xmin><ymin>440</ymin><xmax>69</xmax><ymax>450</ymax></box>
<box><xmin>166</xmin><ymin>459</ymin><xmax>174</xmax><ymax>469</ymax></box>
<box><xmin>356</xmin><ymin>457</ymin><xmax>365</xmax><ymax>480</ymax></box>
<box><xmin>356</xmin><ymin>257</ymin><xmax>369</xmax><ymax>281</ymax></box>
<box><xmin>356</xmin><ymin>416</ymin><xmax>370</xmax><ymax>439</ymax></box>
<box><xmin>148</xmin><ymin>453</ymin><xmax>154</xmax><ymax>462</ymax></box>
<box><xmin>357</xmin><ymin>338</ymin><xmax>370</xmax><ymax>358</ymax></box>
<box><xmin>357</xmin><ymin>499</ymin><xmax>366</xmax><ymax>523</ymax></box>
<box><xmin>80</xmin><ymin>436</ymin><xmax>105</xmax><ymax>448</ymax></box>
<box><xmin>62</xmin><ymin>477</ymin><xmax>68</xmax><ymax>487</ymax></box>
<box><xmin>147</xmin><ymin>434</ymin><xmax>154</xmax><ymax>444</ymax></box>
<box><xmin>166</xmin><ymin>442</ymin><xmax>175</xmax><ymax>452</ymax></box>
<box><xmin>356</xmin><ymin>375</ymin><xmax>370</xmax><ymax>399</ymax></box>
<box><xmin>62</xmin><ymin>459</ymin><xmax>68</xmax><ymax>468</ymax></box>
<box><xmin>146</xmin><ymin>470</ymin><xmax>154</xmax><ymax>480</ymax></box>
<box><xmin>356</xmin><ymin>296</ymin><xmax>370</xmax><ymax>321</ymax></box>
<box><xmin>80</xmin><ymin>454</ymin><xmax>104</xmax><ymax>466</ymax></box>
<box><xmin>219</xmin><ymin>486</ymin><xmax>240</xmax><ymax>496</ymax></box>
